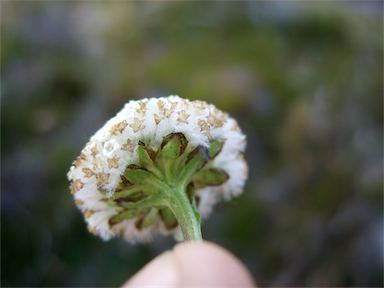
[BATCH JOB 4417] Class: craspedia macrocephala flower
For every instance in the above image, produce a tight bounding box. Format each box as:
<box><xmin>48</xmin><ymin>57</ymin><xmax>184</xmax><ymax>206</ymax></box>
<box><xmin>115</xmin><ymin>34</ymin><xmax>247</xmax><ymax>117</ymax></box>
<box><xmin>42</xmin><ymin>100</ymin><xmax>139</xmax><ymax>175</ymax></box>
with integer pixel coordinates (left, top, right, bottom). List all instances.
<box><xmin>67</xmin><ymin>96</ymin><xmax>247</xmax><ymax>242</ymax></box>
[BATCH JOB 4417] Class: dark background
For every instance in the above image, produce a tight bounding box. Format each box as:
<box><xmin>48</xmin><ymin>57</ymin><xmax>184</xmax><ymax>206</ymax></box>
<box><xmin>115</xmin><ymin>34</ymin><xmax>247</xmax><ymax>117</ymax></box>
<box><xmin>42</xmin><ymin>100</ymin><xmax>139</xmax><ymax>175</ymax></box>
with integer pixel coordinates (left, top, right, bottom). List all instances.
<box><xmin>2</xmin><ymin>1</ymin><xmax>383</xmax><ymax>287</ymax></box>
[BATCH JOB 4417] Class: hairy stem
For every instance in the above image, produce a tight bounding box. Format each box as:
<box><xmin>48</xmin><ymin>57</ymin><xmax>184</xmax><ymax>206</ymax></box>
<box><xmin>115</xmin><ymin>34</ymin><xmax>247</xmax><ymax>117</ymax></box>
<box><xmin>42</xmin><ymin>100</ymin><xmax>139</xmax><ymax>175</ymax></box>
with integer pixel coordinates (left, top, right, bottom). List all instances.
<box><xmin>167</xmin><ymin>185</ymin><xmax>202</xmax><ymax>241</ymax></box>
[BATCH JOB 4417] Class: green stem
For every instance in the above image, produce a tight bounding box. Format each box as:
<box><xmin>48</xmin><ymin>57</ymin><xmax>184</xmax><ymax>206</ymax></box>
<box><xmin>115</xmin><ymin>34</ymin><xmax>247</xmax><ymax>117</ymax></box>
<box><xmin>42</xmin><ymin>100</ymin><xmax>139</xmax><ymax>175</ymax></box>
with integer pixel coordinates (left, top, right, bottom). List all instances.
<box><xmin>167</xmin><ymin>185</ymin><xmax>202</xmax><ymax>242</ymax></box>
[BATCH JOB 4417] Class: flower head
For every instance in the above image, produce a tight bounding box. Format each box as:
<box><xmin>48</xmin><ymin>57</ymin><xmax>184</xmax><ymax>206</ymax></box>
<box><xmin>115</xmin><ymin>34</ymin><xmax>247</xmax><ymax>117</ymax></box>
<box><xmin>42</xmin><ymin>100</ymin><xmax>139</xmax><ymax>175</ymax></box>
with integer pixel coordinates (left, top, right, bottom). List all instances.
<box><xmin>68</xmin><ymin>96</ymin><xmax>247</xmax><ymax>242</ymax></box>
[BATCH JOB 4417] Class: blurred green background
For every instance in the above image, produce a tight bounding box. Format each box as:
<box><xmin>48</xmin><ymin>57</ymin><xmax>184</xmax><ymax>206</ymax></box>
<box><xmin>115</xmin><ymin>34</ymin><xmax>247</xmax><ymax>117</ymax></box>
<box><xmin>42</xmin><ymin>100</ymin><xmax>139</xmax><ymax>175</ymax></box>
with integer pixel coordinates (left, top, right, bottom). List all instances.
<box><xmin>2</xmin><ymin>1</ymin><xmax>383</xmax><ymax>287</ymax></box>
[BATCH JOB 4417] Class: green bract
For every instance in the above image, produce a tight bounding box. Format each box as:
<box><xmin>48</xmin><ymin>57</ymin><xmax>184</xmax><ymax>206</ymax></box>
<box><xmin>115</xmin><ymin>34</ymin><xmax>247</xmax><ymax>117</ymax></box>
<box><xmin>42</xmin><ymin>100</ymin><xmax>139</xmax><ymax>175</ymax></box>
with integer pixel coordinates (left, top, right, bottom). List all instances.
<box><xmin>110</xmin><ymin>133</ymin><xmax>227</xmax><ymax>241</ymax></box>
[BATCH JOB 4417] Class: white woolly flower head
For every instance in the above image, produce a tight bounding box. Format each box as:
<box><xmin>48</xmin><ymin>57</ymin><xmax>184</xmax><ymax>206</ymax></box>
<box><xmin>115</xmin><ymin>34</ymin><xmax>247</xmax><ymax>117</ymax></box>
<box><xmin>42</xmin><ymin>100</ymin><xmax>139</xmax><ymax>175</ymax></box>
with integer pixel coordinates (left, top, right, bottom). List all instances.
<box><xmin>68</xmin><ymin>96</ymin><xmax>247</xmax><ymax>242</ymax></box>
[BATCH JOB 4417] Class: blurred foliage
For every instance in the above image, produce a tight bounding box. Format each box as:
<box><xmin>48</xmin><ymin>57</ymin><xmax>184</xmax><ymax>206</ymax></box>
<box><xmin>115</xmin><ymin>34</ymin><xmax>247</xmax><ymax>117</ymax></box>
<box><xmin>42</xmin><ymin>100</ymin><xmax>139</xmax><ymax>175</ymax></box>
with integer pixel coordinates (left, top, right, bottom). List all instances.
<box><xmin>1</xmin><ymin>1</ymin><xmax>383</xmax><ymax>287</ymax></box>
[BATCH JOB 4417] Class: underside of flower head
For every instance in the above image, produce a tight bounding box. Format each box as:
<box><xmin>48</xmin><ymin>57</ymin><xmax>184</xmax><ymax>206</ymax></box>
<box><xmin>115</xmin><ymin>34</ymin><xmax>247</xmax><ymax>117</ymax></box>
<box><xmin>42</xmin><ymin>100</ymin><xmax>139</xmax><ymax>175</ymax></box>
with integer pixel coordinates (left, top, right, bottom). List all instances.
<box><xmin>67</xmin><ymin>96</ymin><xmax>247</xmax><ymax>242</ymax></box>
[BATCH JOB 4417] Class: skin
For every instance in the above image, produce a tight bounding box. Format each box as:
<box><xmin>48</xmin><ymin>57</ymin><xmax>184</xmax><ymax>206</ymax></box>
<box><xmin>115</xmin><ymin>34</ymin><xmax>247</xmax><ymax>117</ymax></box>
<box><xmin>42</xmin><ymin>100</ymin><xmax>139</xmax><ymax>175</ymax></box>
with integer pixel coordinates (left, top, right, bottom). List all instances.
<box><xmin>122</xmin><ymin>241</ymin><xmax>256</xmax><ymax>287</ymax></box>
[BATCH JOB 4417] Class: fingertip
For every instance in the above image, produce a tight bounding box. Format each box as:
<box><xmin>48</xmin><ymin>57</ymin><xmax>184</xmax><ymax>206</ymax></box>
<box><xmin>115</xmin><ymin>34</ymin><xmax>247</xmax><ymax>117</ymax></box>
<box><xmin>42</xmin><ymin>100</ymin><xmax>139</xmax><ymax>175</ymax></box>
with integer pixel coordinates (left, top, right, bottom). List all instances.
<box><xmin>173</xmin><ymin>241</ymin><xmax>256</xmax><ymax>287</ymax></box>
<box><xmin>122</xmin><ymin>250</ymin><xmax>179</xmax><ymax>287</ymax></box>
<box><xmin>122</xmin><ymin>241</ymin><xmax>256</xmax><ymax>287</ymax></box>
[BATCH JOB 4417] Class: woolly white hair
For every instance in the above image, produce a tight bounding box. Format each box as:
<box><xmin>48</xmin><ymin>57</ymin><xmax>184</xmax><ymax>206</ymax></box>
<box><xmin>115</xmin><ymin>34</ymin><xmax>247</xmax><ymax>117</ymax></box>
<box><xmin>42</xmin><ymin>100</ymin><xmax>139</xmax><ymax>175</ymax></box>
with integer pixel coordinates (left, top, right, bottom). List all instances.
<box><xmin>68</xmin><ymin>96</ymin><xmax>247</xmax><ymax>242</ymax></box>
